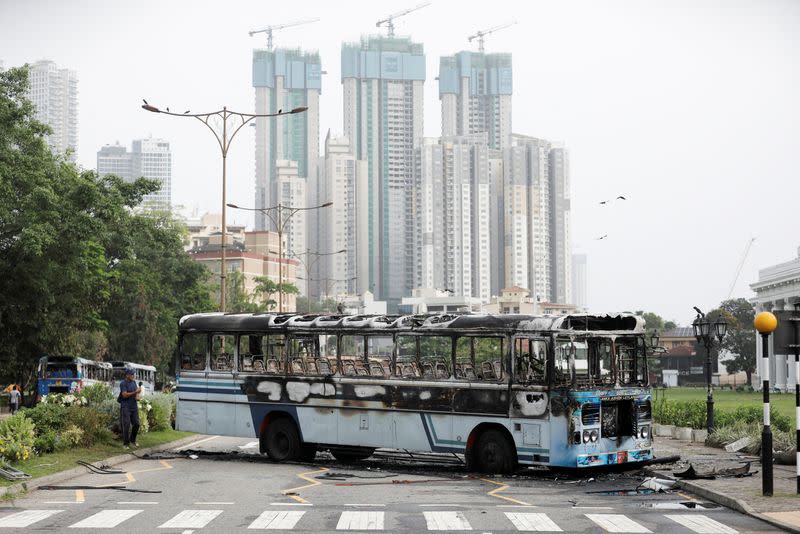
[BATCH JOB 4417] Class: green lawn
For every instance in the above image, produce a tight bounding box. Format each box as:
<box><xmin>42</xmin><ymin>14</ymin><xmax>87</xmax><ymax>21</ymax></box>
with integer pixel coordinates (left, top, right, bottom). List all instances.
<box><xmin>656</xmin><ymin>387</ymin><xmax>796</xmax><ymax>421</ymax></box>
<box><xmin>0</xmin><ymin>429</ymin><xmax>192</xmax><ymax>487</ymax></box>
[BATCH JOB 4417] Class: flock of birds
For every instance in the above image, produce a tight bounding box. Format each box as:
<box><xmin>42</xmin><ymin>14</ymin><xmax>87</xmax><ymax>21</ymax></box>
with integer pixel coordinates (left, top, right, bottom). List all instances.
<box><xmin>595</xmin><ymin>195</ymin><xmax>626</xmax><ymax>241</ymax></box>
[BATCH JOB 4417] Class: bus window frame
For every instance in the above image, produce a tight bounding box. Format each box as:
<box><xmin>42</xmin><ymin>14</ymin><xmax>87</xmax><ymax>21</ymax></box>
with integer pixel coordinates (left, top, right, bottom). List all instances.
<box><xmin>365</xmin><ymin>334</ymin><xmax>393</xmax><ymax>378</ymax></box>
<box><xmin>394</xmin><ymin>334</ymin><xmax>420</xmax><ymax>379</ymax></box>
<box><xmin>179</xmin><ymin>332</ymin><xmax>209</xmax><ymax>372</ymax></box>
<box><xmin>512</xmin><ymin>337</ymin><xmax>548</xmax><ymax>385</ymax></box>
<box><xmin>288</xmin><ymin>333</ymin><xmax>323</xmax><ymax>376</ymax></box>
<box><xmin>416</xmin><ymin>334</ymin><xmax>455</xmax><ymax>380</ymax></box>
<box><xmin>210</xmin><ymin>333</ymin><xmax>236</xmax><ymax>373</ymax></box>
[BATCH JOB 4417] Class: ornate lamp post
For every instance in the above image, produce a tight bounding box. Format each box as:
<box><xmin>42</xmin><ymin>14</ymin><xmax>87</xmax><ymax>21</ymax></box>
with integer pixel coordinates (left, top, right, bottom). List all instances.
<box><xmin>692</xmin><ymin>310</ymin><xmax>728</xmax><ymax>433</ymax></box>
<box><xmin>227</xmin><ymin>202</ymin><xmax>332</xmax><ymax>312</ymax></box>
<box><xmin>141</xmin><ymin>101</ymin><xmax>307</xmax><ymax>311</ymax></box>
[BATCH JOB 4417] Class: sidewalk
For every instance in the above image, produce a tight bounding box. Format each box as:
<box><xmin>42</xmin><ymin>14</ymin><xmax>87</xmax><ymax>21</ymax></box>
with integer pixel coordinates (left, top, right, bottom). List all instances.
<box><xmin>650</xmin><ymin>436</ymin><xmax>800</xmax><ymax>533</ymax></box>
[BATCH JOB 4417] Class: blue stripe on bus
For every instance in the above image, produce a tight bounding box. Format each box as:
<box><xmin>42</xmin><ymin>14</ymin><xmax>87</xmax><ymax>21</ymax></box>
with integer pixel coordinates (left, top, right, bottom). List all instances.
<box><xmin>177</xmin><ymin>387</ymin><xmax>242</xmax><ymax>395</ymax></box>
<box><xmin>178</xmin><ymin>380</ymin><xmax>242</xmax><ymax>387</ymax></box>
<box><xmin>419</xmin><ymin>413</ymin><xmax>464</xmax><ymax>453</ymax></box>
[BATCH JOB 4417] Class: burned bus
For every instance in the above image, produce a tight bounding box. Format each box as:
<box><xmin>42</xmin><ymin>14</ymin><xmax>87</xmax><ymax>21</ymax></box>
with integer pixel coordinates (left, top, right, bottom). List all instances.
<box><xmin>175</xmin><ymin>312</ymin><xmax>653</xmax><ymax>472</ymax></box>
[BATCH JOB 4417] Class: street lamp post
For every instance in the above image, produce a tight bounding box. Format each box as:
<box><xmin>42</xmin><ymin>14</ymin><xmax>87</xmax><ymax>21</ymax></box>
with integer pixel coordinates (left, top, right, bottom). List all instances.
<box><xmin>692</xmin><ymin>310</ymin><xmax>728</xmax><ymax>434</ymax></box>
<box><xmin>141</xmin><ymin>101</ymin><xmax>307</xmax><ymax>312</ymax></box>
<box><xmin>754</xmin><ymin>310</ymin><xmax>778</xmax><ymax>496</ymax></box>
<box><xmin>290</xmin><ymin>249</ymin><xmax>347</xmax><ymax>312</ymax></box>
<box><xmin>227</xmin><ymin>202</ymin><xmax>332</xmax><ymax>312</ymax></box>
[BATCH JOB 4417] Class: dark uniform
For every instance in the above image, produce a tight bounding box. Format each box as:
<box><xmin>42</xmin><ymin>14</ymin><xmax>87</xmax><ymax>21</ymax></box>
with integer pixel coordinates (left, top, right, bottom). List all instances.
<box><xmin>119</xmin><ymin>373</ymin><xmax>140</xmax><ymax>447</ymax></box>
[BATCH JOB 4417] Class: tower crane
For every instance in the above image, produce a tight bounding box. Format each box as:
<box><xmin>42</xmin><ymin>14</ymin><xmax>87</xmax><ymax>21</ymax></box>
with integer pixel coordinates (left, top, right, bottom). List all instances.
<box><xmin>376</xmin><ymin>2</ymin><xmax>431</xmax><ymax>37</ymax></box>
<box><xmin>249</xmin><ymin>18</ymin><xmax>320</xmax><ymax>50</ymax></box>
<box><xmin>726</xmin><ymin>237</ymin><xmax>756</xmax><ymax>299</ymax></box>
<box><xmin>468</xmin><ymin>21</ymin><xmax>517</xmax><ymax>52</ymax></box>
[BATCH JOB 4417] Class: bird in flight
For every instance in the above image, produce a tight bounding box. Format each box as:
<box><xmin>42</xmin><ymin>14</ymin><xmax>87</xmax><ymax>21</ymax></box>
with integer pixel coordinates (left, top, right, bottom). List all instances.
<box><xmin>142</xmin><ymin>99</ymin><xmax>148</xmax><ymax>105</ymax></box>
<box><xmin>599</xmin><ymin>195</ymin><xmax>627</xmax><ymax>205</ymax></box>
<box><xmin>596</xmin><ymin>234</ymin><xmax>608</xmax><ymax>240</ymax></box>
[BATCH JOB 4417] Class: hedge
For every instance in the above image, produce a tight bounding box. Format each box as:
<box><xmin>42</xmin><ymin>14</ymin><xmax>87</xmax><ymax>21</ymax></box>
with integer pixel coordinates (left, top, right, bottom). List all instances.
<box><xmin>653</xmin><ymin>399</ymin><xmax>792</xmax><ymax>432</ymax></box>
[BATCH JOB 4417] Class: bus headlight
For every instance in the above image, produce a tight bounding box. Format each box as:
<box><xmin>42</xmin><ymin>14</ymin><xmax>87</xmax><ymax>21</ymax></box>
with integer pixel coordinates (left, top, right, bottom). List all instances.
<box><xmin>583</xmin><ymin>430</ymin><xmax>591</xmax><ymax>443</ymax></box>
<box><xmin>639</xmin><ymin>426</ymin><xmax>649</xmax><ymax>439</ymax></box>
<box><xmin>589</xmin><ymin>430</ymin><xmax>599</xmax><ymax>442</ymax></box>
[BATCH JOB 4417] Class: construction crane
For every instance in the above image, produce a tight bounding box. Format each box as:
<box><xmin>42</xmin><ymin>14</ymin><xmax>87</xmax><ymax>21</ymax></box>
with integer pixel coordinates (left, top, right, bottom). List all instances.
<box><xmin>468</xmin><ymin>21</ymin><xmax>517</xmax><ymax>52</ymax></box>
<box><xmin>727</xmin><ymin>237</ymin><xmax>756</xmax><ymax>299</ymax></box>
<box><xmin>249</xmin><ymin>18</ymin><xmax>320</xmax><ymax>50</ymax></box>
<box><xmin>376</xmin><ymin>2</ymin><xmax>431</xmax><ymax>37</ymax></box>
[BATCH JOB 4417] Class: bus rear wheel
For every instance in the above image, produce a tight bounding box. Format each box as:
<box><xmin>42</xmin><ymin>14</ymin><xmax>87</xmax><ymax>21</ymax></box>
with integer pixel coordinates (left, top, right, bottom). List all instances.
<box><xmin>330</xmin><ymin>446</ymin><xmax>376</xmax><ymax>463</ymax></box>
<box><xmin>474</xmin><ymin>430</ymin><xmax>516</xmax><ymax>474</ymax></box>
<box><xmin>264</xmin><ymin>418</ymin><xmax>301</xmax><ymax>462</ymax></box>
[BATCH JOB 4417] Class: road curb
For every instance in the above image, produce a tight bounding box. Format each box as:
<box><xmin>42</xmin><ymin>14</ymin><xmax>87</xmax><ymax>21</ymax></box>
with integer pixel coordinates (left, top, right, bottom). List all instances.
<box><xmin>643</xmin><ymin>466</ymin><xmax>800</xmax><ymax>534</ymax></box>
<box><xmin>1</xmin><ymin>434</ymin><xmax>201</xmax><ymax>500</ymax></box>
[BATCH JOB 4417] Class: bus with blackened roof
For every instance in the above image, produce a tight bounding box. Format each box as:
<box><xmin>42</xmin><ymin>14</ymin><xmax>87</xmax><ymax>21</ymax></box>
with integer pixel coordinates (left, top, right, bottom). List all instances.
<box><xmin>175</xmin><ymin>312</ymin><xmax>654</xmax><ymax>472</ymax></box>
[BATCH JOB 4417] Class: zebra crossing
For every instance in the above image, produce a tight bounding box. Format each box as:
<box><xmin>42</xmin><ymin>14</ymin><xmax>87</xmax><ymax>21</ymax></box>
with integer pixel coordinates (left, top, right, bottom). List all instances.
<box><xmin>0</xmin><ymin>507</ymin><xmax>744</xmax><ymax>532</ymax></box>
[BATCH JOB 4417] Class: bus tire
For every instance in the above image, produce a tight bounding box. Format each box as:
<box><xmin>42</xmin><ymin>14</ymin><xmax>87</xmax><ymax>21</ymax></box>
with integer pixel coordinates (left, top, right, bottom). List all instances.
<box><xmin>264</xmin><ymin>417</ymin><xmax>301</xmax><ymax>462</ymax></box>
<box><xmin>475</xmin><ymin>429</ymin><xmax>516</xmax><ymax>474</ymax></box>
<box><xmin>330</xmin><ymin>447</ymin><xmax>375</xmax><ymax>463</ymax></box>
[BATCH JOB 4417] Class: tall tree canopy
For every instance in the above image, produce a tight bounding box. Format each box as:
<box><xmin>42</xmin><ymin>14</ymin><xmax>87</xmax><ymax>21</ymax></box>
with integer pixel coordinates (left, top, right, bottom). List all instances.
<box><xmin>707</xmin><ymin>298</ymin><xmax>756</xmax><ymax>384</ymax></box>
<box><xmin>0</xmin><ymin>66</ymin><xmax>212</xmax><ymax>386</ymax></box>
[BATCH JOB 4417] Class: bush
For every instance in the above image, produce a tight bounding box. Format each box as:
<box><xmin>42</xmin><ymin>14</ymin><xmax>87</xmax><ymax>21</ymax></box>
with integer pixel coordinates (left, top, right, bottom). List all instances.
<box><xmin>21</xmin><ymin>403</ymin><xmax>68</xmax><ymax>436</ymax></box>
<box><xmin>653</xmin><ymin>399</ymin><xmax>791</xmax><ymax>431</ymax></box>
<box><xmin>0</xmin><ymin>413</ymin><xmax>35</xmax><ymax>463</ymax></box>
<box><xmin>95</xmin><ymin>398</ymin><xmax>121</xmax><ymax>433</ymax></box>
<box><xmin>40</xmin><ymin>392</ymin><xmax>87</xmax><ymax>407</ymax></box>
<box><xmin>148</xmin><ymin>393</ymin><xmax>175</xmax><ymax>431</ymax></box>
<box><xmin>65</xmin><ymin>406</ymin><xmax>113</xmax><ymax>446</ymax></box>
<box><xmin>78</xmin><ymin>383</ymin><xmax>113</xmax><ymax>406</ymax></box>
<box><xmin>33</xmin><ymin>430</ymin><xmax>60</xmax><ymax>454</ymax></box>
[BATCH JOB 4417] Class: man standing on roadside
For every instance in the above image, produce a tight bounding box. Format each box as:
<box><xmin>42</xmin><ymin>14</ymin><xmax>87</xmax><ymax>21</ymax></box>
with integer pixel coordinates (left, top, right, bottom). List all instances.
<box><xmin>8</xmin><ymin>385</ymin><xmax>20</xmax><ymax>415</ymax></box>
<box><xmin>119</xmin><ymin>368</ymin><xmax>141</xmax><ymax>450</ymax></box>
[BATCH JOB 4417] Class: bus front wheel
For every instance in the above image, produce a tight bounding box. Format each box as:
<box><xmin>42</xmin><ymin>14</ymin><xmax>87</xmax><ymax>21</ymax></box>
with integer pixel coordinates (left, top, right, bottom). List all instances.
<box><xmin>264</xmin><ymin>418</ymin><xmax>301</xmax><ymax>462</ymax></box>
<box><xmin>474</xmin><ymin>430</ymin><xmax>516</xmax><ymax>474</ymax></box>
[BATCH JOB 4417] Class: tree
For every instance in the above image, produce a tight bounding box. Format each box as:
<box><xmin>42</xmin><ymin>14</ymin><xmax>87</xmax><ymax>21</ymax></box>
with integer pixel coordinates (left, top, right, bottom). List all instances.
<box><xmin>633</xmin><ymin>311</ymin><xmax>676</xmax><ymax>334</ymax></box>
<box><xmin>254</xmin><ymin>276</ymin><xmax>299</xmax><ymax>311</ymax></box>
<box><xmin>0</xmin><ymin>66</ymin><xmax>214</xmax><ymax>385</ymax></box>
<box><xmin>223</xmin><ymin>270</ymin><xmax>262</xmax><ymax>313</ymax></box>
<box><xmin>708</xmin><ymin>298</ymin><xmax>756</xmax><ymax>384</ymax></box>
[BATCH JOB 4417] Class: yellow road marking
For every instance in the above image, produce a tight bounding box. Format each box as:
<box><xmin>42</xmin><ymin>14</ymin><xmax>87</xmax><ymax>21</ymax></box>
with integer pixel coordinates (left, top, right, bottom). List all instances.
<box><xmin>480</xmin><ymin>478</ymin><xmax>531</xmax><ymax>506</ymax></box>
<box><xmin>95</xmin><ymin>460</ymin><xmax>172</xmax><ymax>488</ymax></box>
<box><xmin>75</xmin><ymin>490</ymin><xmax>85</xmax><ymax>503</ymax></box>
<box><xmin>280</xmin><ymin>467</ymin><xmax>330</xmax><ymax>504</ymax></box>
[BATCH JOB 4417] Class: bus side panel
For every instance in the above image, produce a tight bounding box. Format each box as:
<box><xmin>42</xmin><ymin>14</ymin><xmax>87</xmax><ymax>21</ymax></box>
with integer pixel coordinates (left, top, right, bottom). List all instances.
<box><xmin>206</xmin><ymin>373</ymin><xmax>241</xmax><ymax>437</ymax></box>
<box><xmin>296</xmin><ymin>406</ymin><xmax>337</xmax><ymax>444</ymax></box>
<box><xmin>176</xmin><ymin>372</ymin><xmax>207</xmax><ymax>434</ymax></box>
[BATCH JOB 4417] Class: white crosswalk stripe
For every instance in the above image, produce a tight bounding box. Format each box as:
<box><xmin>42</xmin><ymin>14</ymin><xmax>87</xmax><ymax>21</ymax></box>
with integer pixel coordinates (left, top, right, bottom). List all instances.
<box><xmin>69</xmin><ymin>509</ymin><xmax>143</xmax><ymax>529</ymax></box>
<box><xmin>0</xmin><ymin>509</ymin><xmax>62</xmax><ymax>528</ymax></box>
<box><xmin>666</xmin><ymin>514</ymin><xmax>738</xmax><ymax>534</ymax></box>
<box><xmin>248</xmin><ymin>510</ymin><xmax>306</xmax><ymax>529</ymax></box>
<box><xmin>586</xmin><ymin>514</ymin><xmax>652</xmax><ymax>533</ymax></box>
<box><xmin>337</xmin><ymin>511</ymin><xmax>385</xmax><ymax>530</ymax></box>
<box><xmin>424</xmin><ymin>511</ymin><xmax>472</xmax><ymax>530</ymax></box>
<box><xmin>505</xmin><ymin>512</ymin><xmax>563</xmax><ymax>531</ymax></box>
<box><xmin>158</xmin><ymin>509</ymin><xmax>223</xmax><ymax>529</ymax></box>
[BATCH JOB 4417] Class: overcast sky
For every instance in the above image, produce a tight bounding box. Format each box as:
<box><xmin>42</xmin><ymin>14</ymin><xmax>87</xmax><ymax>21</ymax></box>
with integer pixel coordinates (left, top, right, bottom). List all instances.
<box><xmin>2</xmin><ymin>0</ymin><xmax>798</xmax><ymax>324</ymax></box>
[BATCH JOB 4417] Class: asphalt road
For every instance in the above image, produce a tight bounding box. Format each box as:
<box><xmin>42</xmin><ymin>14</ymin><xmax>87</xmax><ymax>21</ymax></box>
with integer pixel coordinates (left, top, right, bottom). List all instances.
<box><xmin>0</xmin><ymin>435</ymin><xmax>780</xmax><ymax>533</ymax></box>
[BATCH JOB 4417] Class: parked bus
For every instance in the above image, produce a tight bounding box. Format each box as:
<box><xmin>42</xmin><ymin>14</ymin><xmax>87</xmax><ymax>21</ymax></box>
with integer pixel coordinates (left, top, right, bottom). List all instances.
<box><xmin>110</xmin><ymin>362</ymin><xmax>157</xmax><ymax>396</ymax></box>
<box><xmin>176</xmin><ymin>312</ymin><xmax>653</xmax><ymax>473</ymax></box>
<box><xmin>36</xmin><ymin>356</ymin><xmax>112</xmax><ymax>399</ymax></box>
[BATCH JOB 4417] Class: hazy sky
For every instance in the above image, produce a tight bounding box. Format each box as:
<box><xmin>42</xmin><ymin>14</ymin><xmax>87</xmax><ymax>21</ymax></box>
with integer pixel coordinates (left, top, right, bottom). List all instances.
<box><xmin>2</xmin><ymin>0</ymin><xmax>798</xmax><ymax>324</ymax></box>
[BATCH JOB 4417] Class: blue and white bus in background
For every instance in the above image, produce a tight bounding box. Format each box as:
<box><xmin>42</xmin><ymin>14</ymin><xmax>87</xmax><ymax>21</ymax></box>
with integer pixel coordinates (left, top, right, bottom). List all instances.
<box><xmin>176</xmin><ymin>312</ymin><xmax>654</xmax><ymax>473</ymax></box>
<box><xmin>36</xmin><ymin>356</ymin><xmax>113</xmax><ymax>399</ymax></box>
<box><xmin>110</xmin><ymin>362</ymin><xmax>157</xmax><ymax>396</ymax></box>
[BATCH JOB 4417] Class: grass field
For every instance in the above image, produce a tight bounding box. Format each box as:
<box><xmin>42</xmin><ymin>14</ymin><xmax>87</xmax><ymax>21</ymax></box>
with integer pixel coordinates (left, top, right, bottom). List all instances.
<box><xmin>656</xmin><ymin>386</ymin><xmax>796</xmax><ymax>421</ymax></box>
<box><xmin>0</xmin><ymin>429</ymin><xmax>192</xmax><ymax>487</ymax></box>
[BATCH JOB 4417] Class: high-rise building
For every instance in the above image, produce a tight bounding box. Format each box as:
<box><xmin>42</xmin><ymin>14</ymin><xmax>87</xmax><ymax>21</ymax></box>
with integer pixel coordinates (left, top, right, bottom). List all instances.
<box><xmin>96</xmin><ymin>137</ymin><xmax>172</xmax><ymax>209</ymax></box>
<box><xmin>571</xmin><ymin>253</ymin><xmax>588</xmax><ymax>310</ymax></box>
<box><xmin>503</xmin><ymin>134</ymin><xmax>552</xmax><ymax>302</ymax></box>
<box><xmin>274</xmin><ymin>160</ymin><xmax>308</xmax><ymax>293</ymax></box>
<box><xmin>438</xmin><ymin>52</ymin><xmax>512</xmax><ymax>150</ymax></box>
<box><xmin>549</xmin><ymin>146</ymin><xmax>571</xmax><ymax>304</ymax></box>
<box><xmin>341</xmin><ymin>35</ymin><xmax>425</xmax><ymax>307</ymax></box>
<box><xmin>413</xmin><ymin>134</ymin><xmax>493</xmax><ymax>302</ymax></box>
<box><xmin>499</xmin><ymin>134</ymin><xmax>572</xmax><ymax>304</ymax></box>
<box><xmin>316</xmin><ymin>132</ymin><xmax>369</xmax><ymax>298</ymax></box>
<box><xmin>27</xmin><ymin>60</ymin><xmax>78</xmax><ymax>158</ymax></box>
<box><xmin>252</xmin><ymin>48</ymin><xmax>321</xmax><ymax>231</ymax></box>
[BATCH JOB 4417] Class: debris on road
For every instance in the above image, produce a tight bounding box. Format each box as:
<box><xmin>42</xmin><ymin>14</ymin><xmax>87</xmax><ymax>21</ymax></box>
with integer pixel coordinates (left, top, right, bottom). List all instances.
<box><xmin>725</xmin><ymin>437</ymin><xmax>753</xmax><ymax>453</ymax></box>
<box><xmin>638</xmin><ymin>477</ymin><xmax>676</xmax><ymax>492</ymax></box>
<box><xmin>77</xmin><ymin>460</ymin><xmax>125</xmax><ymax>475</ymax></box>
<box><xmin>39</xmin><ymin>484</ymin><xmax>162</xmax><ymax>493</ymax></box>
<box><xmin>673</xmin><ymin>464</ymin><xmax>715</xmax><ymax>480</ymax></box>
<box><xmin>0</xmin><ymin>463</ymin><xmax>31</xmax><ymax>481</ymax></box>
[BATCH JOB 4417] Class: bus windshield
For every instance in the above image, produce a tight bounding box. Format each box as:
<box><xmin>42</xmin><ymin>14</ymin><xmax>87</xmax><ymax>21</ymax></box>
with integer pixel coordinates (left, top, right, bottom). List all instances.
<box><xmin>46</xmin><ymin>363</ymin><xmax>77</xmax><ymax>378</ymax></box>
<box><xmin>555</xmin><ymin>336</ymin><xmax>646</xmax><ymax>387</ymax></box>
